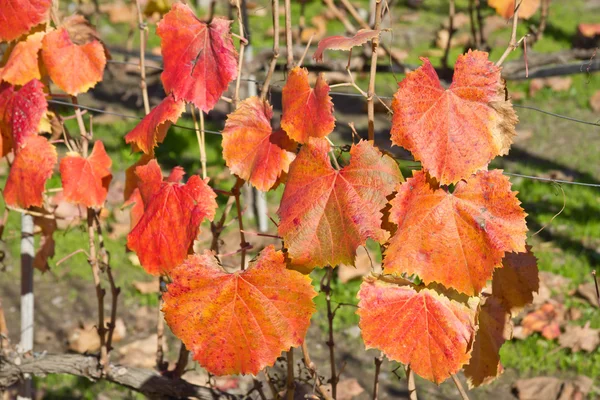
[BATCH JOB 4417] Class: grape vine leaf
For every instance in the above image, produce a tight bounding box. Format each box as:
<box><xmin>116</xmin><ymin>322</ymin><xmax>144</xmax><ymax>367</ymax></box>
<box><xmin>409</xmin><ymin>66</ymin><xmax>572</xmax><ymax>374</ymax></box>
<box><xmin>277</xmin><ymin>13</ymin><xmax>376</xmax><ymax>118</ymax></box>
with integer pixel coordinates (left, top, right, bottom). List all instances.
<box><xmin>0</xmin><ymin>31</ymin><xmax>46</xmax><ymax>85</ymax></box>
<box><xmin>384</xmin><ymin>170</ymin><xmax>527</xmax><ymax>296</ymax></box>
<box><xmin>357</xmin><ymin>277</ymin><xmax>477</xmax><ymax>383</ymax></box>
<box><xmin>157</xmin><ymin>3</ymin><xmax>238</xmax><ymax>112</ymax></box>
<box><xmin>127</xmin><ymin>159</ymin><xmax>217</xmax><ymax>275</ymax></box>
<box><xmin>313</xmin><ymin>29</ymin><xmax>380</xmax><ymax>62</ymax></box>
<box><xmin>488</xmin><ymin>0</ymin><xmax>540</xmax><ymax>19</ymax></box>
<box><xmin>4</xmin><ymin>135</ymin><xmax>57</xmax><ymax>208</ymax></box>
<box><xmin>492</xmin><ymin>247</ymin><xmax>539</xmax><ymax>314</ymax></box>
<box><xmin>281</xmin><ymin>67</ymin><xmax>335</xmax><ymax>143</ymax></box>
<box><xmin>222</xmin><ymin>97</ymin><xmax>297</xmax><ymax>191</ymax></box>
<box><xmin>0</xmin><ymin>0</ymin><xmax>51</xmax><ymax>42</ymax></box>
<box><xmin>124</xmin><ymin>154</ymin><xmax>153</xmax><ymax>202</ymax></box>
<box><xmin>520</xmin><ymin>302</ymin><xmax>562</xmax><ymax>340</ymax></box>
<box><xmin>463</xmin><ymin>296</ymin><xmax>512</xmax><ymax>388</ymax></box>
<box><xmin>59</xmin><ymin>141</ymin><xmax>112</xmax><ymax>208</ymax></box>
<box><xmin>391</xmin><ymin>50</ymin><xmax>517</xmax><ymax>184</ymax></box>
<box><xmin>41</xmin><ymin>26</ymin><xmax>106</xmax><ymax>95</ymax></box>
<box><xmin>162</xmin><ymin>245</ymin><xmax>317</xmax><ymax>375</ymax></box>
<box><xmin>278</xmin><ymin>138</ymin><xmax>401</xmax><ymax>268</ymax></box>
<box><xmin>0</xmin><ymin>79</ymin><xmax>48</xmax><ymax>154</ymax></box>
<box><xmin>125</xmin><ymin>95</ymin><xmax>185</xmax><ymax>154</ymax></box>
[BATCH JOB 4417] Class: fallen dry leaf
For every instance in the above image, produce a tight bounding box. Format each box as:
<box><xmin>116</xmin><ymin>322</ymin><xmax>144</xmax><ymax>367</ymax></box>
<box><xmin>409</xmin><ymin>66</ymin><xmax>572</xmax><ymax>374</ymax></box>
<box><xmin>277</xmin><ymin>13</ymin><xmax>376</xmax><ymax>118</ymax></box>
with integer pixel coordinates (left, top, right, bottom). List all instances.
<box><xmin>513</xmin><ymin>376</ymin><xmax>563</xmax><ymax>400</ymax></box>
<box><xmin>576</xmin><ymin>282</ymin><xmax>599</xmax><ymax>307</ymax></box>
<box><xmin>519</xmin><ymin>302</ymin><xmax>563</xmax><ymax>340</ymax></box>
<box><xmin>67</xmin><ymin>318</ymin><xmax>126</xmax><ymax>354</ymax></box>
<box><xmin>558</xmin><ymin>322</ymin><xmax>600</xmax><ymax>353</ymax></box>
<box><xmin>118</xmin><ymin>334</ymin><xmax>167</xmax><ymax>368</ymax></box>
<box><xmin>529</xmin><ymin>77</ymin><xmax>573</xmax><ymax>96</ymax></box>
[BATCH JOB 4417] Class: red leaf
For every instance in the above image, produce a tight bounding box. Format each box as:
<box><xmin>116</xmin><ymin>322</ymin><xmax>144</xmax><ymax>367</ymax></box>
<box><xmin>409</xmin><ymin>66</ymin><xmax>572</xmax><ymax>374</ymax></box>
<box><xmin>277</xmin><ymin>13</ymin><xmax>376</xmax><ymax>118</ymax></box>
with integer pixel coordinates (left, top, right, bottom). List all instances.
<box><xmin>357</xmin><ymin>277</ymin><xmax>477</xmax><ymax>383</ymax></box>
<box><xmin>163</xmin><ymin>245</ymin><xmax>317</xmax><ymax>375</ymax></box>
<box><xmin>124</xmin><ymin>154</ymin><xmax>153</xmax><ymax>202</ymax></box>
<box><xmin>41</xmin><ymin>27</ymin><xmax>106</xmax><ymax>95</ymax></box>
<box><xmin>0</xmin><ymin>31</ymin><xmax>46</xmax><ymax>85</ymax></box>
<box><xmin>4</xmin><ymin>135</ymin><xmax>57</xmax><ymax>208</ymax></box>
<box><xmin>0</xmin><ymin>80</ymin><xmax>48</xmax><ymax>154</ymax></box>
<box><xmin>59</xmin><ymin>141</ymin><xmax>112</xmax><ymax>208</ymax></box>
<box><xmin>222</xmin><ymin>97</ymin><xmax>297</xmax><ymax>191</ymax></box>
<box><xmin>126</xmin><ymin>160</ymin><xmax>217</xmax><ymax>275</ymax></box>
<box><xmin>125</xmin><ymin>95</ymin><xmax>185</xmax><ymax>154</ymax></box>
<box><xmin>157</xmin><ymin>3</ymin><xmax>238</xmax><ymax>112</ymax></box>
<box><xmin>384</xmin><ymin>170</ymin><xmax>527</xmax><ymax>296</ymax></box>
<box><xmin>391</xmin><ymin>50</ymin><xmax>517</xmax><ymax>184</ymax></box>
<box><xmin>281</xmin><ymin>67</ymin><xmax>335</xmax><ymax>143</ymax></box>
<box><xmin>313</xmin><ymin>29</ymin><xmax>380</xmax><ymax>62</ymax></box>
<box><xmin>278</xmin><ymin>138</ymin><xmax>401</xmax><ymax>268</ymax></box>
<box><xmin>0</xmin><ymin>0</ymin><xmax>51</xmax><ymax>42</ymax></box>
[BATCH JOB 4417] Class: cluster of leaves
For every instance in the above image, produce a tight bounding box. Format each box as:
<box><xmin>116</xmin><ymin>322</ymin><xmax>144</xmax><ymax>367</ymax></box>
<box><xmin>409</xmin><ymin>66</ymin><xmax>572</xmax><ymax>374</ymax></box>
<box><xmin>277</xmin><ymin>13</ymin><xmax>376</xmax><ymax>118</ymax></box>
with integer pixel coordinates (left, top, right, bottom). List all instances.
<box><xmin>1</xmin><ymin>0</ymin><xmax>541</xmax><ymax>390</ymax></box>
<box><xmin>0</xmin><ymin>0</ymin><xmax>112</xmax><ymax>270</ymax></box>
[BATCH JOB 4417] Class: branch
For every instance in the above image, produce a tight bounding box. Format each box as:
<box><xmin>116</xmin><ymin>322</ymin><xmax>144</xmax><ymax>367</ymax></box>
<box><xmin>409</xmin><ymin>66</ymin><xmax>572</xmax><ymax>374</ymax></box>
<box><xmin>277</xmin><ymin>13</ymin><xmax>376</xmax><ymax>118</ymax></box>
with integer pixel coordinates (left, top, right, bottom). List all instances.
<box><xmin>0</xmin><ymin>353</ymin><xmax>237</xmax><ymax>400</ymax></box>
<box><xmin>366</xmin><ymin>0</ymin><xmax>382</xmax><ymax>141</ymax></box>
<box><xmin>496</xmin><ymin>1</ymin><xmax>522</xmax><ymax>67</ymax></box>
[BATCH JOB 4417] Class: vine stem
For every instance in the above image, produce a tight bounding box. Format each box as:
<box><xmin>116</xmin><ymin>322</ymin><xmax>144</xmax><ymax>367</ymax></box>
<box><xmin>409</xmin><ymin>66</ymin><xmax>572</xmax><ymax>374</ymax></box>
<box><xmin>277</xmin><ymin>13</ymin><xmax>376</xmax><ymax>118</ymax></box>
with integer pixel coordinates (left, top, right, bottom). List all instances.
<box><xmin>322</xmin><ymin>267</ymin><xmax>337</xmax><ymax>398</ymax></box>
<box><xmin>451</xmin><ymin>374</ymin><xmax>470</xmax><ymax>400</ymax></box>
<box><xmin>172</xmin><ymin>343</ymin><xmax>190</xmax><ymax>378</ymax></box>
<box><xmin>496</xmin><ymin>1</ymin><xmax>522</xmax><ymax>67</ymax></box>
<box><xmin>286</xmin><ymin>349</ymin><xmax>294</xmax><ymax>400</ymax></box>
<box><xmin>300</xmin><ymin>342</ymin><xmax>334</xmax><ymax>400</ymax></box>
<box><xmin>134</xmin><ymin>0</ymin><xmax>150</xmax><ymax>115</ymax></box>
<box><xmin>156</xmin><ymin>276</ymin><xmax>166</xmax><ymax>371</ymax></box>
<box><xmin>233</xmin><ymin>179</ymin><xmax>249</xmax><ymax>270</ymax></box>
<box><xmin>261</xmin><ymin>0</ymin><xmax>280</xmax><ymax>100</ymax></box>
<box><xmin>190</xmin><ymin>106</ymin><xmax>207</xmax><ymax>179</ymax></box>
<box><xmin>372</xmin><ymin>353</ymin><xmax>384</xmax><ymax>400</ymax></box>
<box><xmin>406</xmin><ymin>365</ymin><xmax>417</xmax><ymax>400</ymax></box>
<box><xmin>366</xmin><ymin>0</ymin><xmax>382</xmax><ymax>141</ymax></box>
<box><xmin>441</xmin><ymin>0</ymin><xmax>455</xmax><ymax>69</ymax></box>
<box><xmin>233</xmin><ymin>0</ymin><xmax>247</xmax><ymax>108</ymax></box>
<box><xmin>284</xmin><ymin>0</ymin><xmax>294</xmax><ymax>68</ymax></box>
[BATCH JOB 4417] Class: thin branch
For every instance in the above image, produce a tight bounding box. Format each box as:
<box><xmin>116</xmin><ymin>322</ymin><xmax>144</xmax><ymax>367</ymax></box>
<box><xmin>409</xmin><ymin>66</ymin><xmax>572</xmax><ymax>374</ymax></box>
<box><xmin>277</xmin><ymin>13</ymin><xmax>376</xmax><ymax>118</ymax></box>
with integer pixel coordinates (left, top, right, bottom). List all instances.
<box><xmin>284</xmin><ymin>0</ymin><xmax>294</xmax><ymax>69</ymax></box>
<box><xmin>190</xmin><ymin>106</ymin><xmax>207</xmax><ymax>180</ymax></box>
<box><xmin>451</xmin><ymin>374</ymin><xmax>470</xmax><ymax>400</ymax></box>
<box><xmin>441</xmin><ymin>0</ymin><xmax>455</xmax><ymax>69</ymax></box>
<box><xmin>286</xmin><ymin>349</ymin><xmax>295</xmax><ymax>400</ymax></box>
<box><xmin>366</xmin><ymin>0</ymin><xmax>382</xmax><ymax>141</ymax></box>
<box><xmin>172</xmin><ymin>343</ymin><xmax>190</xmax><ymax>379</ymax></box>
<box><xmin>233</xmin><ymin>0</ymin><xmax>247</xmax><ymax>108</ymax></box>
<box><xmin>372</xmin><ymin>354</ymin><xmax>384</xmax><ymax>400</ymax></box>
<box><xmin>322</xmin><ymin>267</ymin><xmax>338</xmax><ymax>398</ymax></box>
<box><xmin>156</xmin><ymin>276</ymin><xmax>167</xmax><ymax>371</ymax></box>
<box><xmin>55</xmin><ymin>248</ymin><xmax>89</xmax><ymax>266</ymax></box>
<box><xmin>468</xmin><ymin>0</ymin><xmax>481</xmax><ymax>49</ymax></box>
<box><xmin>496</xmin><ymin>1</ymin><xmax>522</xmax><ymax>67</ymax></box>
<box><xmin>260</xmin><ymin>0</ymin><xmax>280</xmax><ymax>100</ymax></box>
<box><xmin>300</xmin><ymin>342</ymin><xmax>334</xmax><ymax>400</ymax></box>
<box><xmin>233</xmin><ymin>179</ymin><xmax>249</xmax><ymax>270</ymax></box>
<box><xmin>406</xmin><ymin>365</ymin><xmax>417</xmax><ymax>400</ymax></box>
<box><xmin>297</xmin><ymin>33</ymin><xmax>314</xmax><ymax>67</ymax></box>
<box><xmin>134</xmin><ymin>0</ymin><xmax>150</xmax><ymax>115</ymax></box>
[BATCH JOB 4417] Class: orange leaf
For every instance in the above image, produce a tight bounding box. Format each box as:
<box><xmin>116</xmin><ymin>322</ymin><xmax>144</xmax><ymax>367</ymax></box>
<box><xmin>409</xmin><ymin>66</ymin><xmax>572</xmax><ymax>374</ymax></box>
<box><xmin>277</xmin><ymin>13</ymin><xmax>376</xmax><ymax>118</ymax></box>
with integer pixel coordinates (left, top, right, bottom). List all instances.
<box><xmin>488</xmin><ymin>0</ymin><xmax>540</xmax><ymax>19</ymax></box>
<box><xmin>157</xmin><ymin>3</ymin><xmax>237</xmax><ymax>112</ymax></box>
<box><xmin>4</xmin><ymin>135</ymin><xmax>56</xmax><ymax>208</ymax></box>
<box><xmin>281</xmin><ymin>67</ymin><xmax>335</xmax><ymax>143</ymax></box>
<box><xmin>222</xmin><ymin>97</ymin><xmax>297</xmax><ymax>191</ymax></box>
<box><xmin>463</xmin><ymin>296</ymin><xmax>512</xmax><ymax>388</ymax></box>
<box><xmin>41</xmin><ymin>27</ymin><xmax>106</xmax><ymax>95</ymax></box>
<box><xmin>391</xmin><ymin>50</ymin><xmax>517</xmax><ymax>184</ymax></box>
<box><xmin>124</xmin><ymin>153</ymin><xmax>153</xmax><ymax>202</ymax></box>
<box><xmin>59</xmin><ymin>141</ymin><xmax>112</xmax><ymax>208</ymax></box>
<box><xmin>0</xmin><ymin>0</ymin><xmax>51</xmax><ymax>42</ymax></box>
<box><xmin>278</xmin><ymin>138</ymin><xmax>401</xmax><ymax>268</ymax></box>
<box><xmin>492</xmin><ymin>247</ymin><xmax>539</xmax><ymax>314</ymax></box>
<box><xmin>313</xmin><ymin>29</ymin><xmax>380</xmax><ymax>62</ymax></box>
<box><xmin>126</xmin><ymin>159</ymin><xmax>217</xmax><ymax>275</ymax></box>
<box><xmin>0</xmin><ymin>79</ymin><xmax>48</xmax><ymax>154</ymax></box>
<box><xmin>357</xmin><ymin>277</ymin><xmax>477</xmax><ymax>383</ymax></box>
<box><xmin>384</xmin><ymin>170</ymin><xmax>527</xmax><ymax>296</ymax></box>
<box><xmin>125</xmin><ymin>95</ymin><xmax>185</xmax><ymax>154</ymax></box>
<box><xmin>163</xmin><ymin>245</ymin><xmax>317</xmax><ymax>375</ymax></box>
<box><xmin>0</xmin><ymin>31</ymin><xmax>46</xmax><ymax>85</ymax></box>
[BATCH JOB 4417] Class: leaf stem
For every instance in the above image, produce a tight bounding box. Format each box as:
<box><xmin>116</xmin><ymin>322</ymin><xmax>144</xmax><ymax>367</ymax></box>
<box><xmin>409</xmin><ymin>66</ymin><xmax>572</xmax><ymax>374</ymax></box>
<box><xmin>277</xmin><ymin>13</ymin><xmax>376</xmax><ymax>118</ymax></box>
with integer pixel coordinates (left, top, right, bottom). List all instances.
<box><xmin>372</xmin><ymin>353</ymin><xmax>384</xmax><ymax>400</ymax></box>
<box><xmin>134</xmin><ymin>0</ymin><xmax>150</xmax><ymax>115</ymax></box>
<box><xmin>451</xmin><ymin>374</ymin><xmax>470</xmax><ymax>400</ymax></box>
<box><xmin>406</xmin><ymin>365</ymin><xmax>417</xmax><ymax>400</ymax></box>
